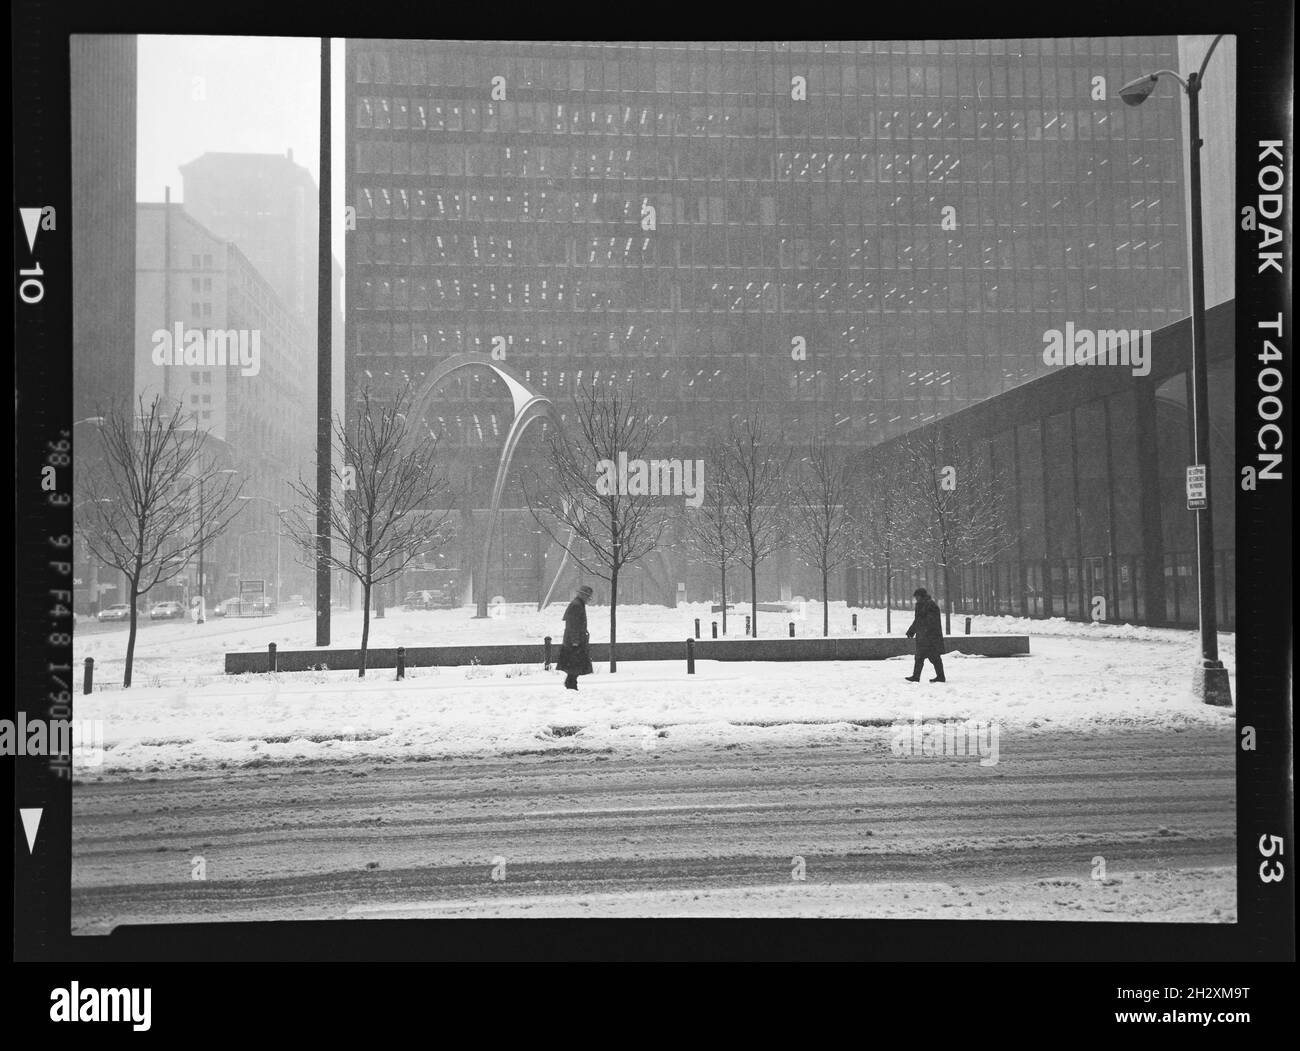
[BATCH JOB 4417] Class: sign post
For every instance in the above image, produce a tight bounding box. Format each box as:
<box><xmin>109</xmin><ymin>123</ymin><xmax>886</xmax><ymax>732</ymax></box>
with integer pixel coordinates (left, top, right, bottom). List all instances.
<box><xmin>1186</xmin><ymin>464</ymin><xmax>1207</xmax><ymax>510</ymax></box>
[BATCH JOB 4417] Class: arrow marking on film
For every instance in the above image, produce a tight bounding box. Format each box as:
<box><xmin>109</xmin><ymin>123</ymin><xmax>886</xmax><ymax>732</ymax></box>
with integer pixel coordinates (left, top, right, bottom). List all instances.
<box><xmin>19</xmin><ymin>208</ymin><xmax>42</xmax><ymax>253</ymax></box>
<box><xmin>20</xmin><ymin>807</ymin><xmax>43</xmax><ymax>853</ymax></box>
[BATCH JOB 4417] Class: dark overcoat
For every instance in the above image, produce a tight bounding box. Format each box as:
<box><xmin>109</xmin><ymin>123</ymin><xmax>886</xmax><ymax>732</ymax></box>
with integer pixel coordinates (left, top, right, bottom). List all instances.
<box><xmin>906</xmin><ymin>596</ymin><xmax>945</xmax><ymax>658</ymax></box>
<box><xmin>556</xmin><ymin>598</ymin><xmax>593</xmax><ymax>676</ymax></box>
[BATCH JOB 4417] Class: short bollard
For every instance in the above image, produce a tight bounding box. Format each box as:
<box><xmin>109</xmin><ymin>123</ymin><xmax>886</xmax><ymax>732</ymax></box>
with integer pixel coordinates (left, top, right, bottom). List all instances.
<box><xmin>396</xmin><ymin>646</ymin><xmax>406</xmax><ymax>680</ymax></box>
<box><xmin>852</xmin><ymin>613</ymin><xmax>858</xmax><ymax>631</ymax></box>
<box><xmin>694</xmin><ymin>618</ymin><xmax>700</xmax><ymax>639</ymax></box>
<box><xmin>686</xmin><ymin>637</ymin><xmax>695</xmax><ymax>675</ymax></box>
<box><xmin>268</xmin><ymin>642</ymin><xmax>278</xmax><ymax>673</ymax></box>
<box><xmin>711</xmin><ymin>621</ymin><xmax>718</xmax><ymax>638</ymax></box>
<box><xmin>543</xmin><ymin>635</ymin><xmax>552</xmax><ymax>670</ymax></box>
<box><xmin>83</xmin><ymin>657</ymin><xmax>94</xmax><ymax>695</ymax></box>
<box><xmin>965</xmin><ymin>616</ymin><xmax>972</xmax><ymax>636</ymax></box>
<box><xmin>745</xmin><ymin>614</ymin><xmax>751</xmax><ymax>637</ymax></box>
<box><xmin>788</xmin><ymin>621</ymin><xmax>795</xmax><ymax>637</ymax></box>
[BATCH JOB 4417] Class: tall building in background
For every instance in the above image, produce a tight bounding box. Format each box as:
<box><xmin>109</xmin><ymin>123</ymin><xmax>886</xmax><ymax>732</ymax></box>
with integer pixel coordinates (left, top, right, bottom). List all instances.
<box><xmin>135</xmin><ymin>203</ymin><xmax>314</xmax><ymax>602</ymax></box>
<box><xmin>344</xmin><ymin>38</ymin><xmax>1199</xmax><ymax>614</ymax></box>
<box><xmin>71</xmin><ymin>34</ymin><xmax>137</xmax><ymax>612</ymax></box>
<box><xmin>180</xmin><ymin>150</ymin><xmax>346</xmax><ymax>356</ymax></box>
<box><xmin>181</xmin><ymin>150</ymin><xmax>319</xmax><ymax>322</ymax></box>
<box><xmin>71</xmin><ymin>34</ymin><xmax>137</xmax><ymax>423</ymax></box>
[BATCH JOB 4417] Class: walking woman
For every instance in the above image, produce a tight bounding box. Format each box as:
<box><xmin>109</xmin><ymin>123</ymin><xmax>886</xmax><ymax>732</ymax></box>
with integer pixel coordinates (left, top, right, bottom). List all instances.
<box><xmin>557</xmin><ymin>584</ymin><xmax>594</xmax><ymax>690</ymax></box>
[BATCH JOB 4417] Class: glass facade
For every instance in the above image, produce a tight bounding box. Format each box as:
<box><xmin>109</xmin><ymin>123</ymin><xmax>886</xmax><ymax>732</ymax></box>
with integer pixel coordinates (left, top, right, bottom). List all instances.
<box><xmin>345</xmin><ymin>38</ymin><xmax>1218</xmax><ymax>617</ymax></box>
<box><xmin>347</xmin><ymin>38</ymin><xmax>1188</xmax><ymax>452</ymax></box>
<box><xmin>854</xmin><ymin>312</ymin><xmax>1237</xmax><ymax>628</ymax></box>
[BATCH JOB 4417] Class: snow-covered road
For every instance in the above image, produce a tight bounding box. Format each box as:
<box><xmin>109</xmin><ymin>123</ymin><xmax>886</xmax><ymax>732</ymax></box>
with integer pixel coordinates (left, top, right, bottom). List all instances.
<box><xmin>71</xmin><ymin>725</ymin><xmax>1234</xmax><ymax>927</ymax></box>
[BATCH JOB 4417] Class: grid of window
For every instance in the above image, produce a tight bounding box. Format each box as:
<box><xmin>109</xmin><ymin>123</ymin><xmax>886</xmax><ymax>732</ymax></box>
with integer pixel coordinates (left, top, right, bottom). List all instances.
<box><xmin>347</xmin><ymin>38</ymin><xmax>1188</xmax><ymax>456</ymax></box>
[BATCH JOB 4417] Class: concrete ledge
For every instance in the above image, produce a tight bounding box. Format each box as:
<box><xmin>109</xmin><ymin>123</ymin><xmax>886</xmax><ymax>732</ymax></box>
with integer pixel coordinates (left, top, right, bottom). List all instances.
<box><xmin>224</xmin><ymin>635</ymin><xmax>1029</xmax><ymax>674</ymax></box>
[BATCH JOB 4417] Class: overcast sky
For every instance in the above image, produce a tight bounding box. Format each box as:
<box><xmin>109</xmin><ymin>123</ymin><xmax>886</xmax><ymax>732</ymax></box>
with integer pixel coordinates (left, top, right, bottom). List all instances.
<box><xmin>136</xmin><ymin>35</ymin><xmax>346</xmax><ymax>262</ymax></box>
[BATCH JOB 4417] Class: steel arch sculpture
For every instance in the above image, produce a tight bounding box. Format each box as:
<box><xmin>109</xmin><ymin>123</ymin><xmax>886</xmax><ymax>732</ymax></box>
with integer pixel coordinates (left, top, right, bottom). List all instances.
<box><xmin>409</xmin><ymin>354</ymin><xmax>570</xmax><ymax>618</ymax></box>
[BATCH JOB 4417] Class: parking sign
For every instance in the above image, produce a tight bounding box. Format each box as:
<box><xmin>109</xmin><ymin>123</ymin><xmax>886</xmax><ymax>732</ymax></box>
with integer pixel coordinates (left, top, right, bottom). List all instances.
<box><xmin>1186</xmin><ymin>465</ymin><xmax>1207</xmax><ymax>510</ymax></box>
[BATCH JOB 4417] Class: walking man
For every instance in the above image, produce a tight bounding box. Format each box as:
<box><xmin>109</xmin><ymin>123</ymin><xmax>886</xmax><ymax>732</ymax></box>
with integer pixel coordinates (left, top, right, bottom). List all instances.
<box><xmin>557</xmin><ymin>584</ymin><xmax>594</xmax><ymax>690</ymax></box>
<box><xmin>904</xmin><ymin>587</ymin><xmax>946</xmax><ymax>682</ymax></box>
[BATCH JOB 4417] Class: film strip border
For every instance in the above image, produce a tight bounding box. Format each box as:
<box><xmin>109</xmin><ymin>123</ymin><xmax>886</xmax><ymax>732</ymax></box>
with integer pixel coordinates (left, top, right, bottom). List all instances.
<box><xmin>9</xmin><ymin>0</ymin><xmax>1294</xmax><ymax>964</ymax></box>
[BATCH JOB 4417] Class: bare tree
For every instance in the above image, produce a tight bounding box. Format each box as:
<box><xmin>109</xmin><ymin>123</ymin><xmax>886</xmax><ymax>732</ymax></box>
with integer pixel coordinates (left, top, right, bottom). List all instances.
<box><xmin>286</xmin><ymin>383</ymin><xmax>451</xmax><ymax>677</ymax></box>
<box><xmin>852</xmin><ymin>452</ymin><xmax>915</xmax><ymax>633</ymax></box>
<box><xmin>523</xmin><ymin>376</ymin><xmax>667</xmax><ymax>672</ymax></box>
<box><xmin>676</xmin><ymin>433</ymin><xmax>741</xmax><ymax>634</ymax></box>
<box><xmin>900</xmin><ymin>426</ymin><xmax>1016</xmax><ymax>633</ymax></box>
<box><xmin>77</xmin><ymin>395</ymin><xmax>246</xmax><ymax>687</ymax></box>
<box><xmin>789</xmin><ymin>437</ymin><xmax>857</xmax><ymax>636</ymax></box>
<box><xmin>720</xmin><ymin>413</ymin><xmax>792</xmax><ymax>638</ymax></box>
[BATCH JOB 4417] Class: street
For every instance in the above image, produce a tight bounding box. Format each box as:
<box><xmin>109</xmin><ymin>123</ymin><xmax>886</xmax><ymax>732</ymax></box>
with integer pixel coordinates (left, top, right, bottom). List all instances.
<box><xmin>71</xmin><ymin>724</ymin><xmax>1234</xmax><ymax>928</ymax></box>
<box><xmin>74</xmin><ymin>607</ymin><xmax>312</xmax><ymax>638</ymax></box>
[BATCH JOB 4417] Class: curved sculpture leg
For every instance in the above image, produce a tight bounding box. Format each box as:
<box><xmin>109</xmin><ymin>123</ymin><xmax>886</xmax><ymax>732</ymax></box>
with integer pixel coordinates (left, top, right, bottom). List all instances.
<box><xmin>539</xmin><ymin>523</ymin><xmax>580</xmax><ymax>611</ymax></box>
<box><xmin>474</xmin><ymin>396</ymin><xmax>555</xmax><ymax>617</ymax></box>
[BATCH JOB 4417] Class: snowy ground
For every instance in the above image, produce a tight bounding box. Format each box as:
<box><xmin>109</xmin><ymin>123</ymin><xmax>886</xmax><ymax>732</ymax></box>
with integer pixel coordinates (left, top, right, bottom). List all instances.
<box><xmin>73</xmin><ymin>602</ymin><xmax>1236</xmax><ymax>778</ymax></box>
<box><xmin>345</xmin><ymin>869</ymin><xmax>1236</xmax><ymax>922</ymax></box>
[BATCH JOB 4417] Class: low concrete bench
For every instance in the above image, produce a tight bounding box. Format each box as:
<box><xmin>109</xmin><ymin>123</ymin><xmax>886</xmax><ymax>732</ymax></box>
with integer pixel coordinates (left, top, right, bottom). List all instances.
<box><xmin>225</xmin><ymin>635</ymin><xmax>1029</xmax><ymax>674</ymax></box>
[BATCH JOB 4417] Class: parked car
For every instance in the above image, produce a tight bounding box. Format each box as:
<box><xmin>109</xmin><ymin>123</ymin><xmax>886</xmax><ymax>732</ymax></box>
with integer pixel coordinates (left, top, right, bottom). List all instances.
<box><xmin>288</xmin><ymin>594</ymin><xmax>307</xmax><ymax>607</ymax></box>
<box><xmin>97</xmin><ymin>603</ymin><xmax>131</xmax><ymax>622</ymax></box>
<box><xmin>149</xmin><ymin>601</ymin><xmax>186</xmax><ymax>620</ymax></box>
<box><xmin>403</xmin><ymin>590</ymin><xmax>436</xmax><ymax>610</ymax></box>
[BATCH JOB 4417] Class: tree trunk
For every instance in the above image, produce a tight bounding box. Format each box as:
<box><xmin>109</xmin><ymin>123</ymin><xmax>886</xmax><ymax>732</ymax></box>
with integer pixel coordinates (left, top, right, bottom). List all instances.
<box><xmin>749</xmin><ymin>560</ymin><xmax>758</xmax><ymax>637</ymax></box>
<box><xmin>822</xmin><ymin>567</ymin><xmax>829</xmax><ymax>636</ymax></box>
<box><xmin>943</xmin><ymin>562</ymin><xmax>953</xmax><ymax>635</ymax></box>
<box><xmin>609</xmin><ymin>568</ymin><xmax>618</xmax><ymax>673</ymax></box>
<box><xmin>123</xmin><ymin>576</ymin><xmax>141</xmax><ymax>688</ymax></box>
<box><xmin>360</xmin><ymin>580</ymin><xmax>372</xmax><ymax>678</ymax></box>
<box><xmin>720</xmin><ymin>565</ymin><xmax>727</xmax><ymax>634</ymax></box>
<box><xmin>376</xmin><ymin>582</ymin><xmax>385</xmax><ymax>620</ymax></box>
<box><xmin>885</xmin><ymin>556</ymin><xmax>892</xmax><ymax>633</ymax></box>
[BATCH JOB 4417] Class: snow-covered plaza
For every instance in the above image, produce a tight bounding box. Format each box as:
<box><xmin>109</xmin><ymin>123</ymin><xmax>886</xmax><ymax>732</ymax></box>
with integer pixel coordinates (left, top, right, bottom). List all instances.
<box><xmin>73</xmin><ymin>601</ymin><xmax>1236</xmax><ymax>776</ymax></box>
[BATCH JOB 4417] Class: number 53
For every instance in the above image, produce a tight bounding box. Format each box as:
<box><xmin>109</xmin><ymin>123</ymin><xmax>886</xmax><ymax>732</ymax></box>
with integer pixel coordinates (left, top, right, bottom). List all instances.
<box><xmin>1259</xmin><ymin>834</ymin><xmax>1284</xmax><ymax>883</ymax></box>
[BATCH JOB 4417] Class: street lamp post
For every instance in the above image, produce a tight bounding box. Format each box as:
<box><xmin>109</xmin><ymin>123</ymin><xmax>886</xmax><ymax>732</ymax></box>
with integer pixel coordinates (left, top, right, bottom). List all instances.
<box><xmin>239</xmin><ymin>496</ymin><xmax>287</xmax><ymax>605</ymax></box>
<box><xmin>184</xmin><ymin>467</ymin><xmax>239</xmax><ymax>624</ymax></box>
<box><xmin>1120</xmin><ymin>34</ymin><xmax>1231</xmax><ymax>706</ymax></box>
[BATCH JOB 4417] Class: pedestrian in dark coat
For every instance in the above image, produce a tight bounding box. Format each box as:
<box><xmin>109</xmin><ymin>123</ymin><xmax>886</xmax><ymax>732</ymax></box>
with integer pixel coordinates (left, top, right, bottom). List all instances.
<box><xmin>557</xmin><ymin>585</ymin><xmax>594</xmax><ymax>689</ymax></box>
<box><xmin>904</xmin><ymin>587</ymin><xmax>946</xmax><ymax>682</ymax></box>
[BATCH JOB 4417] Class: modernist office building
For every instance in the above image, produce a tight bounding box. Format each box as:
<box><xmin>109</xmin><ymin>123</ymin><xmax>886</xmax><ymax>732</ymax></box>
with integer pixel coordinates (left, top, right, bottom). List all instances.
<box><xmin>344</xmin><ymin>38</ymin><xmax>1214</xmax><ymax>618</ymax></box>
<box><xmin>71</xmin><ymin>35</ymin><xmax>137</xmax><ymax>612</ymax></box>
<box><xmin>850</xmin><ymin>34</ymin><xmax>1236</xmax><ymax>629</ymax></box>
<box><xmin>850</xmin><ymin>301</ymin><xmax>1235</xmax><ymax>629</ymax></box>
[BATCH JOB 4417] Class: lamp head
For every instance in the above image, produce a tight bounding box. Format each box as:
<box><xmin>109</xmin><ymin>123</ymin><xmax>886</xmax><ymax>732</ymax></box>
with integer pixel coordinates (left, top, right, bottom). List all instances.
<box><xmin>1119</xmin><ymin>73</ymin><xmax>1159</xmax><ymax>107</ymax></box>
